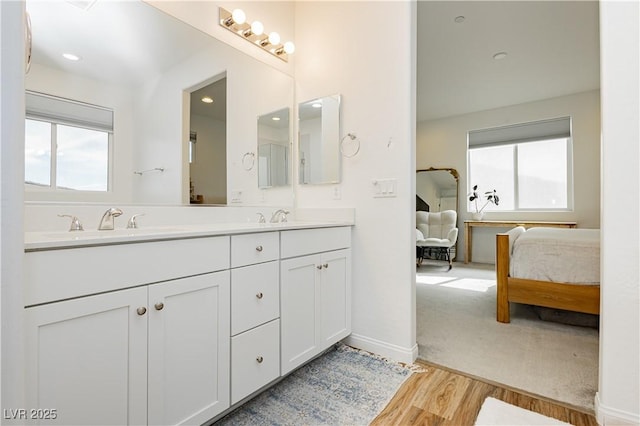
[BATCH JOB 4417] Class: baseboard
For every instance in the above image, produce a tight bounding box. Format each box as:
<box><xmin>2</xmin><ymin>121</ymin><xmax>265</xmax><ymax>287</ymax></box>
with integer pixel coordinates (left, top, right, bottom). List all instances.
<box><xmin>595</xmin><ymin>392</ymin><xmax>640</xmax><ymax>425</ymax></box>
<box><xmin>343</xmin><ymin>333</ymin><xmax>418</xmax><ymax>364</ymax></box>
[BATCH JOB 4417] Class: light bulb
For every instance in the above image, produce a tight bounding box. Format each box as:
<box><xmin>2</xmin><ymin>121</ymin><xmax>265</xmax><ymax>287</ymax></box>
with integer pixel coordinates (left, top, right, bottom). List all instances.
<box><xmin>251</xmin><ymin>21</ymin><xmax>264</xmax><ymax>36</ymax></box>
<box><xmin>283</xmin><ymin>41</ymin><xmax>295</xmax><ymax>54</ymax></box>
<box><xmin>231</xmin><ymin>9</ymin><xmax>246</xmax><ymax>25</ymax></box>
<box><xmin>268</xmin><ymin>32</ymin><xmax>280</xmax><ymax>45</ymax></box>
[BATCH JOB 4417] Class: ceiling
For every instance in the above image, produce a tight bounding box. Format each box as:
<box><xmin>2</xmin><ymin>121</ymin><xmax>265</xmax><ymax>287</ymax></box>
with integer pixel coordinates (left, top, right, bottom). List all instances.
<box><xmin>416</xmin><ymin>1</ymin><xmax>601</xmax><ymax>122</ymax></box>
<box><xmin>28</xmin><ymin>1</ymin><xmax>601</xmax><ymax>124</ymax></box>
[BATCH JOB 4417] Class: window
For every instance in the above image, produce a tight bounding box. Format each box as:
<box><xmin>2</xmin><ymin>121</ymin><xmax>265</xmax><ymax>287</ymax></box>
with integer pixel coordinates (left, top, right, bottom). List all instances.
<box><xmin>467</xmin><ymin>117</ymin><xmax>572</xmax><ymax>212</ymax></box>
<box><xmin>25</xmin><ymin>92</ymin><xmax>113</xmax><ymax>192</ymax></box>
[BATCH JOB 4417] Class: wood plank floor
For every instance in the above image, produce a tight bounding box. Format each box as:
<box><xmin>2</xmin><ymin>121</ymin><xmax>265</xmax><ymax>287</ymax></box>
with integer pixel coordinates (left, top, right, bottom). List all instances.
<box><xmin>371</xmin><ymin>360</ymin><xmax>598</xmax><ymax>426</ymax></box>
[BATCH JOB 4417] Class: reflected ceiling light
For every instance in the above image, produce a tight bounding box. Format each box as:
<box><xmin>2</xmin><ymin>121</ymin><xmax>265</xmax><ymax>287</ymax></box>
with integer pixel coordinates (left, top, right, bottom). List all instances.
<box><xmin>312</xmin><ymin>103</ymin><xmax>322</xmax><ymax>108</ymax></box>
<box><xmin>272</xmin><ymin>117</ymin><xmax>281</xmax><ymax>121</ymax></box>
<box><xmin>493</xmin><ymin>51</ymin><xmax>508</xmax><ymax>60</ymax></box>
<box><xmin>201</xmin><ymin>96</ymin><xmax>214</xmax><ymax>104</ymax></box>
<box><xmin>62</xmin><ymin>53</ymin><xmax>81</xmax><ymax>61</ymax></box>
<box><xmin>219</xmin><ymin>7</ymin><xmax>295</xmax><ymax>62</ymax></box>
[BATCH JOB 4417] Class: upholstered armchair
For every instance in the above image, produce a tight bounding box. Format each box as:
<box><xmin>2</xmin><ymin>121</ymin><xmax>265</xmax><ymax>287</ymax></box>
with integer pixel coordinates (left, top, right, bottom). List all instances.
<box><xmin>416</xmin><ymin>210</ymin><xmax>458</xmax><ymax>270</ymax></box>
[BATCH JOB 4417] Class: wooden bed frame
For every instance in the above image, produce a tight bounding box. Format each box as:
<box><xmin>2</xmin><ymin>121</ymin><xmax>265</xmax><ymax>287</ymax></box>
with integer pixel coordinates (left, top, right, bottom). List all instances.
<box><xmin>495</xmin><ymin>233</ymin><xmax>600</xmax><ymax>323</ymax></box>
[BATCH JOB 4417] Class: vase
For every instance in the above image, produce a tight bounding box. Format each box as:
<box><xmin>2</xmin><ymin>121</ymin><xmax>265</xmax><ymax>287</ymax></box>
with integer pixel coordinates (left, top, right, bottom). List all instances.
<box><xmin>472</xmin><ymin>212</ymin><xmax>484</xmax><ymax>221</ymax></box>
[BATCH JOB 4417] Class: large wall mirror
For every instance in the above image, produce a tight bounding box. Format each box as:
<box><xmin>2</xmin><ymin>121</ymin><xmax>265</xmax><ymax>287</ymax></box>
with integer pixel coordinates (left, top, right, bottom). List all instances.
<box><xmin>416</xmin><ymin>168</ymin><xmax>459</xmax><ymax>213</ymax></box>
<box><xmin>25</xmin><ymin>0</ymin><xmax>294</xmax><ymax>207</ymax></box>
<box><xmin>298</xmin><ymin>95</ymin><xmax>341</xmax><ymax>185</ymax></box>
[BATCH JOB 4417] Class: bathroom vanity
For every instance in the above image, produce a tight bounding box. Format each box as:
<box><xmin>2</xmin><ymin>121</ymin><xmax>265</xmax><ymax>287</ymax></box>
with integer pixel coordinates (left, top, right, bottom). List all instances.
<box><xmin>23</xmin><ymin>222</ymin><xmax>352</xmax><ymax>425</ymax></box>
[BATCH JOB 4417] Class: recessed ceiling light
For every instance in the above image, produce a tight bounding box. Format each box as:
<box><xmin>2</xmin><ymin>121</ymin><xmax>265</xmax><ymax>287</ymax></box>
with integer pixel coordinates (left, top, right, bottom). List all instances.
<box><xmin>201</xmin><ymin>96</ymin><xmax>214</xmax><ymax>104</ymax></box>
<box><xmin>454</xmin><ymin>16</ymin><xmax>465</xmax><ymax>24</ymax></box>
<box><xmin>272</xmin><ymin>117</ymin><xmax>281</xmax><ymax>121</ymax></box>
<box><xmin>62</xmin><ymin>53</ymin><xmax>81</xmax><ymax>61</ymax></box>
<box><xmin>493</xmin><ymin>52</ymin><xmax>508</xmax><ymax>60</ymax></box>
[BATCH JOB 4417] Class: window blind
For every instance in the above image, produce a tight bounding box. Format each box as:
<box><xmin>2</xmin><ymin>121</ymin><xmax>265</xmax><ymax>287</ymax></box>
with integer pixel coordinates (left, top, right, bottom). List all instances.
<box><xmin>468</xmin><ymin>116</ymin><xmax>571</xmax><ymax>149</ymax></box>
<box><xmin>26</xmin><ymin>91</ymin><xmax>113</xmax><ymax>132</ymax></box>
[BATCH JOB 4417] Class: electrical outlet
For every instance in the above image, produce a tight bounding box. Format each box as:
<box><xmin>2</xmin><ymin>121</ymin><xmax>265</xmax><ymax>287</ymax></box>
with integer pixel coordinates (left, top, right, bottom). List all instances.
<box><xmin>332</xmin><ymin>185</ymin><xmax>341</xmax><ymax>200</ymax></box>
<box><xmin>230</xmin><ymin>190</ymin><xmax>243</xmax><ymax>203</ymax></box>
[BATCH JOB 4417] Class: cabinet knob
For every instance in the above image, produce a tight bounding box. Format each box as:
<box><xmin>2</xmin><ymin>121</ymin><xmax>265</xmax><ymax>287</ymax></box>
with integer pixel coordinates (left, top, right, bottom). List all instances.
<box><xmin>255</xmin><ymin>245</ymin><xmax>263</xmax><ymax>252</ymax></box>
<box><xmin>256</xmin><ymin>292</ymin><xmax>264</xmax><ymax>299</ymax></box>
<box><xmin>136</xmin><ymin>307</ymin><xmax>147</xmax><ymax>316</ymax></box>
<box><xmin>154</xmin><ymin>302</ymin><xmax>164</xmax><ymax>311</ymax></box>
<box><xmin>323</xmin><ymin>263</ymin><xmax>329</xmax><ymax>269</ymax></box>
<box><xmin>317</xmin><ymin>265</ymin><xmax>323</xmax><ymax>270</ymax></box>
<box><xmin>256</xmin><ymin>356</ymin><xmax>264</xmax><ymax>363</ymax></box>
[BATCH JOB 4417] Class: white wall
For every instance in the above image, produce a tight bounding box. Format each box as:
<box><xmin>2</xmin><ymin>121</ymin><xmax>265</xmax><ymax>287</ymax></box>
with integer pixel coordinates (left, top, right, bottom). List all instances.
<box><xmin>132</xmin><ymin>33</ymin><xmax>294</xmax><ymax>207</ymax></box>
<box><xmin>0</xmin><ymin>0</ymin><xmax>26</xmax><ymax>417</ymax></box>
<box><xmin>294</xmin><ymin>1</ymin><xmax>417</xmax><ymax>362</ymax></box>
<box><xmin>597</xmin><ymin>1</ymin><xmax>640</xmax><ymax>424</ymax></box>
<box><xmin>417</xmin><ymin>90</ymin><xmax>601</xmax><ymax>263</ymax></box>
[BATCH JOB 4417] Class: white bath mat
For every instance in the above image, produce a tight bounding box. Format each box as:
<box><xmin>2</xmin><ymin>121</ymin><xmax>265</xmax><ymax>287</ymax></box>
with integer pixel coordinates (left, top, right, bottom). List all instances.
<box><xmin>475</xmin><ymin>397</ymin><xmax>571</xmax><ymax>425</ymax></box>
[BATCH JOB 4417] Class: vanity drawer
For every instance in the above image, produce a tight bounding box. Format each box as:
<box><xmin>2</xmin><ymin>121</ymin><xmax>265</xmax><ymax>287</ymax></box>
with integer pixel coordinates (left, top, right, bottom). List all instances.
<box><xmin>231</xmin><ymin>232</ymin><xmax>279</xmax><ymax>268</ymax></box>
<box><xmin>231</xmin><ymin>319</ymin><xmax>280</xmax><ymax>404</ymax></box>
<box><xmin>231</xmin><ymin>261</ymin><xmax>279</xmax><ymax>335</ymax></box>
<box><xmin>280</xmin><ymin>227</ymin><xmax>351</xmax><ymax>259</ymax></box>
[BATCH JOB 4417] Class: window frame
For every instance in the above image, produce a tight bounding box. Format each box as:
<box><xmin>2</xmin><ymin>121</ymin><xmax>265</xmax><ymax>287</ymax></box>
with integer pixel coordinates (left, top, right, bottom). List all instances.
<box><xmin>467</xmin><ymin>118</ymin><xmax>574</xmax><ymax>213</ymax></box>
<box><xmin>24</xmin><ymin>92</ymin><xmax>114</xmax><ymax>197</ymax></box>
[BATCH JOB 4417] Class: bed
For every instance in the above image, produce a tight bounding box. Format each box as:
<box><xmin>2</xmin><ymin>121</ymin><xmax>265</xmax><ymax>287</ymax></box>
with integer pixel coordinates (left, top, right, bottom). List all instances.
<box><xmin>496</xmin><ymin>226</ymin><xmax>600</xmax><ymax>323</ymax></box>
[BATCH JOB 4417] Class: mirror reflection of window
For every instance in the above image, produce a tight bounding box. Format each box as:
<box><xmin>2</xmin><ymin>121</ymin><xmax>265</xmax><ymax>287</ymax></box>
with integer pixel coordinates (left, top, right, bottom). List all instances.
<box><xmin>298</xmin><ymin>95</ymin><xmax>341</xmax><ymax>185</ymax></box>
<box><xmin>25</xmin><ymin>92</ymin><xmax>112</xmax><ymax>192</ymax></box>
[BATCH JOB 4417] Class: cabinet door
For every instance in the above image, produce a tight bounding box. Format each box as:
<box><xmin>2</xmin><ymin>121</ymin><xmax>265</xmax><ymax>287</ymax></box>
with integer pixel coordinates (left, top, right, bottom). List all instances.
<box><xmin>320</xmin><ymin>248</ymin><xmax>352</xmax><ymax>346</ymax></box>
<box><xmin>280</xmin><ymin>254</ymin><xmax>321</xmax><ymax>375</ymax></box>
<box><xmin>147</xmin><ymin>271</ymin><xmax>230</xmax><ymax>425</ymax></box>
<box><xmin>25</xmin><ymin>287</ymin><xmax>148</xmax><ymax>425</ymax></box>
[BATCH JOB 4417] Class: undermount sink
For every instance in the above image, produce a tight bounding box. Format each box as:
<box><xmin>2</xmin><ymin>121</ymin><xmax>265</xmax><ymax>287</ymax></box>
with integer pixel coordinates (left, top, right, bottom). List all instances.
<box><xmin>40</xmin><ymin>227</ymin><xmax>190</xmax><ymax>240</ymax></box>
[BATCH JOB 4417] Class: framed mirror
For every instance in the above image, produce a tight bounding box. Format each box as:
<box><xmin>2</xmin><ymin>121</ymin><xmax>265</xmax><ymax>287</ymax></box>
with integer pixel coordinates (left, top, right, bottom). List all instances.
<box><xmin>416</xmin><ymin>167</ymin><xmax>459</xmax><ymax>213</ymax></box>
<box><xmin>298</xmin><ymin>94</ymin><xmax>341</xmax><ymax>185</ymax></box>
<box><xmin>258</xmin><ymin>108</ymin><xmax>290</xmax><ymax>188</ymax></box>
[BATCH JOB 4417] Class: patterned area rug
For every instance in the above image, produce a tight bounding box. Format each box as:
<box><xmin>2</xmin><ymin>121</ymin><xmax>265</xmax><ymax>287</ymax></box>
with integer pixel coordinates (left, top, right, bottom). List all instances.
<box><xmin>215</xmin><ymin>344</ymin><xmax>418</xmax><ymax>425</ymax></box>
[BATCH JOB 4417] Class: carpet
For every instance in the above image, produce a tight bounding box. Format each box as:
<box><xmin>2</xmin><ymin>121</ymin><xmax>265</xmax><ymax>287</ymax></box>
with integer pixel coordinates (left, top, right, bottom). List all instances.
<box><xmin>475</xmin><ymin>397</ymin><xmax>571</xmax><ymax>425</ymax></box>
<box><xmin>416</xmin><ymin>262</ymin><xmax>599</xmax><ymax>410</ymax></box>
<box><xmin>215</xmin><ymin>344</ymin><xmax>417</xmax><ymax>425</ymax></box>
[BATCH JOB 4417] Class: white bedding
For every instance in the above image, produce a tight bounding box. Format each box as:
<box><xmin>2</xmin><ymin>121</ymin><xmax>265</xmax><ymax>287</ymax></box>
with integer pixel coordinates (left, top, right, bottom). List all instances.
<box><xmin>509</xmin><ymin>227</ymin><xmax>600</xmax><ymax>285</ymax></box>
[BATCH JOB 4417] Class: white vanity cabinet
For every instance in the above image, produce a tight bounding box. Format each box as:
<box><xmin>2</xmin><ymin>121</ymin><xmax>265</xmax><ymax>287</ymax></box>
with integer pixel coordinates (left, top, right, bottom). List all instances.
<box><xmin>24</xmin><ymin>237</ymin><xmax>231</xmax><ymax>425</ymax></box>
<box><xmin>280</xmin><ymin>227</ymin><xmax>351</xmax><ymax>375</ymax></box>
<box><xmin>230</xmin><ymin>232</ymin><xmax>281</xmax><ymax>404</ymax></box>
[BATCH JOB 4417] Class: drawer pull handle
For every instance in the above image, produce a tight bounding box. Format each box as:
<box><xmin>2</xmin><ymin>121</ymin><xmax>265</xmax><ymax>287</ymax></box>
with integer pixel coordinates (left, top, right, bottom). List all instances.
<box><xmin>154</xmin><ymin>302</ymin><xmax>164</xmax><ymax>311</ymax></box>
<box><xmin>256</xmin><ymin>245</ymin><xmax>263</xmax><ymax>252</ymax></box>
<box><xmin>136</xmin><ymin>307</ymin><xmax>147</xmax><ymax>316</ymax></box>
<box><xmin>323</xmin><ymin>263</ymin><xmax>329</xmax><ymax>269</ymax></box>
<box><xmin>256</xmin><ymin>292</ymin><xmax>264</xmax><ymax>299</ymax></box>
<box><xmin>256</xmin><ymin>356</ymin><xmax>264</xmax><ymax>363</ymax></box>
<box><xmin>317</xmin><ymin>265</ymin><xmax>323</xmax><ymax>270</ymax></box>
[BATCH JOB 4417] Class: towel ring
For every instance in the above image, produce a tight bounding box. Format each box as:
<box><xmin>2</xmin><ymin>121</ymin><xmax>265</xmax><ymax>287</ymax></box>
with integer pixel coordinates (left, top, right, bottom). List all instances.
<box><xmin>242</xmin><ymin>152</ymin><xmax>255</xmax><ymax>171</ymax></box>
<box><xmin>340</xmin><ymin>133</ymin><xmax>360</xmax><ymax>158</ymax></box>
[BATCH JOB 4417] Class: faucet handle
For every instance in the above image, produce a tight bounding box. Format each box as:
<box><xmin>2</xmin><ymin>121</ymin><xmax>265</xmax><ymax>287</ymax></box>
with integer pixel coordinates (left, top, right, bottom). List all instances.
<box><xmin>126</xmin><ymin>213</ymin><xmax>145</xmax><ymax>229</ymax></box>
<box><xmin>58</xmin><ymin>214</ymin><xmax>84</xmax><ymax>231</ymax></box>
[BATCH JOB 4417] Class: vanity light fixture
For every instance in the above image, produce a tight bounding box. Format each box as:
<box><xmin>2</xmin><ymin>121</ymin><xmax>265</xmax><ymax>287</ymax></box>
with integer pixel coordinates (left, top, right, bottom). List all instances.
<box><xmin>219</xmin><ymin>7</ymin><xmax>295</xmax><ymax>62</ymax></box>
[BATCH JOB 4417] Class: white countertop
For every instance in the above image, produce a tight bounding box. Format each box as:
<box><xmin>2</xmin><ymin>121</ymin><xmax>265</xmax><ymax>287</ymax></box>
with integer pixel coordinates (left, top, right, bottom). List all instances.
<box><xmin>25</xmin><ymin>221</ymin><xmax>353</xmax><ymax>251</ymax></box>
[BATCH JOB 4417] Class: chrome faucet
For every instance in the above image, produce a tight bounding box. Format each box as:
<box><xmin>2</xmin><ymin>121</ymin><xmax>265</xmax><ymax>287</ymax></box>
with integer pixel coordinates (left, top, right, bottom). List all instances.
<box><xmin>98</xmin><ymin>208</ymin><xmax>123</xmax><ymax>230</ymax></box>
<box><xmin>269</xmin><ymin>209</ymin><xmax>290</xmax><ymax>223</ymax></box>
